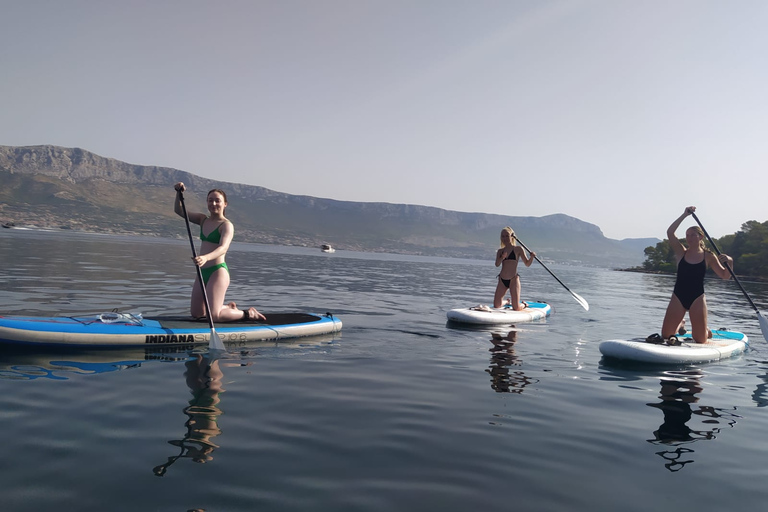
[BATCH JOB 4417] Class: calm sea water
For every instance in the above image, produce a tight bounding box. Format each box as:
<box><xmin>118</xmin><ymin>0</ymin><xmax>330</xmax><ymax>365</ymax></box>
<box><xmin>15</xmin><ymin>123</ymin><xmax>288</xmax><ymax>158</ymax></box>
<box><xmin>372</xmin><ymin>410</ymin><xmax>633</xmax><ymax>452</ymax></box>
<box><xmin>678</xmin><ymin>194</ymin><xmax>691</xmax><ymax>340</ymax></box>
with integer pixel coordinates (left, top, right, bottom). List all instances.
<box><xmin>2</xmin><ymin>228</ymin><xmax>768</xmax><ymax>512</ymax></box>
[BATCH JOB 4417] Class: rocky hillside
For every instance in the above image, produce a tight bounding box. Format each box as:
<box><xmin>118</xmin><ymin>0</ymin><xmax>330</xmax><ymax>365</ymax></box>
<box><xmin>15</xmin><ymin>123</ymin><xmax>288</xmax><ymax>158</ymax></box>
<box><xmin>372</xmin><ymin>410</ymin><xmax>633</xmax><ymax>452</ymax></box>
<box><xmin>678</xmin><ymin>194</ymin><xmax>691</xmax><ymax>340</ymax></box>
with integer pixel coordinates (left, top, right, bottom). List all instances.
<box><xmin>0</xmin><ymin>145</ymin><xmax>653</xmax><ymax>266</ymax></box>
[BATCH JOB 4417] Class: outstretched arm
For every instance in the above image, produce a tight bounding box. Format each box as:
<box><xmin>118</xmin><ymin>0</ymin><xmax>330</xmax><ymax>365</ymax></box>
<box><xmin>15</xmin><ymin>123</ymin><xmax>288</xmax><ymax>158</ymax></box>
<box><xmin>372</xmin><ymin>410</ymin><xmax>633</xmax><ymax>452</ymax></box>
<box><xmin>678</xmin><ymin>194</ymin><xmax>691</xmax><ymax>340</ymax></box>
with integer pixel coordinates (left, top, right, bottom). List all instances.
<box><xmin>667</xmin><ymin>206</ymin><xmax>694</xmax><ymax>260</ymax></box>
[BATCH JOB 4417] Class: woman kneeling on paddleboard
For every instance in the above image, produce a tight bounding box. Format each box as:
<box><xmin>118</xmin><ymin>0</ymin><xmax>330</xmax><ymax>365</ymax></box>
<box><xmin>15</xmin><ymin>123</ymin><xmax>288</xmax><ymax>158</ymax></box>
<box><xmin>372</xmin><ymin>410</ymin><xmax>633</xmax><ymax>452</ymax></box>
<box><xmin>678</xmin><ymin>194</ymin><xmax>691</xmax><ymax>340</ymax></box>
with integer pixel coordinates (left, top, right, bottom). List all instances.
<box><xmin>174</xmin><ymin>182</ymin><xmax>266</xmax><ymax>322</ymax></box>
<box><xmin>660</xmin><ymin>206</ymin><xmax>733</xmax><ymax>344</ymax></box>
<box><xmin>494</xmin><ymin>227</ymin><xmax>536</xmax><ymax>310</ymax></box>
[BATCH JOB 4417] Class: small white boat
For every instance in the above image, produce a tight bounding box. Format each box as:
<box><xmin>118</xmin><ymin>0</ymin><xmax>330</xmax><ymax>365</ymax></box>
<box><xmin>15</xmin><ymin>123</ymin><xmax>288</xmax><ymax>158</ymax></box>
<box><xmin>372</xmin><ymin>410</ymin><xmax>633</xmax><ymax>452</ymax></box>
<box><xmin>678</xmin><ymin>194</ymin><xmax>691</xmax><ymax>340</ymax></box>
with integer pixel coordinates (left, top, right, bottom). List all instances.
<box><xmin>321</xmin><ymin>244</ymin><xmax>335</xmax><ymax>253</ymax></box>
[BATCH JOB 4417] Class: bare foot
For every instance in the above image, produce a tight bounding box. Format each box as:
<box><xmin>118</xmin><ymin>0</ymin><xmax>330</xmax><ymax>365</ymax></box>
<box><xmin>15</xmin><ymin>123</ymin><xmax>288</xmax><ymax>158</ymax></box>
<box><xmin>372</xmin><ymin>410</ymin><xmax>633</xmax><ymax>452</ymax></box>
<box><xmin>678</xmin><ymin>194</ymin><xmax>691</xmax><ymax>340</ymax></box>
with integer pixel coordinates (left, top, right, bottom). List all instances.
<box><xmin>247</xmin><ymin>307</ymin><xmax>266</xmax><ymax>321</ymax></box>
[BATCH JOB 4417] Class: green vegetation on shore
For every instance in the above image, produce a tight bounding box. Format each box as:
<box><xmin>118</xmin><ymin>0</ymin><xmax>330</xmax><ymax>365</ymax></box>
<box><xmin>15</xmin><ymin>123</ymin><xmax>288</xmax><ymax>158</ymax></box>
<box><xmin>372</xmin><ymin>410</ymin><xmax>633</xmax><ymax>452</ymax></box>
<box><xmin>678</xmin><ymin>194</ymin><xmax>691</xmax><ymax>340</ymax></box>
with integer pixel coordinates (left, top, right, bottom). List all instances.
<box><xmin>639</xmin><ymin>220</ymin><xmax>768</xmax><ymax>279</ymax></box>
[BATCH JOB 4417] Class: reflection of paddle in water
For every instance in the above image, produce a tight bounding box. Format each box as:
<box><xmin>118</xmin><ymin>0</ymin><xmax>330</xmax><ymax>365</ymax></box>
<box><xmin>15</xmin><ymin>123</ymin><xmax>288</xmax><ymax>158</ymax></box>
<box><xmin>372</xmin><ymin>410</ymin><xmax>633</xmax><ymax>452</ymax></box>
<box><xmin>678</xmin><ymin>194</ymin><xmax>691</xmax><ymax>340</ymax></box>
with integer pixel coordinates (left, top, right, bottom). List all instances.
<box><xmin>750</xmin><ymin>372</ymin><xmax>768</xmax><ymax>407</ymax></box>
<box><xmin>646</xmin><ymin>371</ymin><xmax>741</xmax><ymax>472</ymax></box>
<box><xmin>486</xmin><ymin>330</ymin><xmax>537</xmax><ymax>394</ymax></box>
<box><xmin>154</xmin><ymin>354</ymin><xmax>227</xmax><ymax>476</ymax></box>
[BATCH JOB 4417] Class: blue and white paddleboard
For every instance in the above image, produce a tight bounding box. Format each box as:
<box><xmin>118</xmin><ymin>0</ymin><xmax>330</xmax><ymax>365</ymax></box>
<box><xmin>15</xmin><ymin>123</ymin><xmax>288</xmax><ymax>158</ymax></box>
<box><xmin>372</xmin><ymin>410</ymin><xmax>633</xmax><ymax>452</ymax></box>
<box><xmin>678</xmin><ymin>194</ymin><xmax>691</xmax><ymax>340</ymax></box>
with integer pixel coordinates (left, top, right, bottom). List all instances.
<box><xmin>446</xmin><ymin>301</ymin><xmax>551</xmax><ymax>325</ymax></box>
<box><xmin>599</xmin><ymin>329</ymin><xmax>748</xmax><ymax>364</ymax></box>
<box><xmin>0</xmin><ymin>312</ymin><xmax>342</xmax><ymax>347</ymax></box>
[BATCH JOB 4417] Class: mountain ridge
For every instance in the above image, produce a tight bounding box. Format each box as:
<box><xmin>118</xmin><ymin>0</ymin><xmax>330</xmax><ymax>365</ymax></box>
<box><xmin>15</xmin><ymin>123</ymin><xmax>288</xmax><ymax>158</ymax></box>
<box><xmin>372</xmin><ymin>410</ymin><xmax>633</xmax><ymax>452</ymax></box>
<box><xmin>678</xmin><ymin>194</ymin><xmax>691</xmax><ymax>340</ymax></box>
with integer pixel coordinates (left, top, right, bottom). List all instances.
<box><xmin>0</xmin><ymin>144</ymin><xmax>655</xmax><ymax>266</ymax></box>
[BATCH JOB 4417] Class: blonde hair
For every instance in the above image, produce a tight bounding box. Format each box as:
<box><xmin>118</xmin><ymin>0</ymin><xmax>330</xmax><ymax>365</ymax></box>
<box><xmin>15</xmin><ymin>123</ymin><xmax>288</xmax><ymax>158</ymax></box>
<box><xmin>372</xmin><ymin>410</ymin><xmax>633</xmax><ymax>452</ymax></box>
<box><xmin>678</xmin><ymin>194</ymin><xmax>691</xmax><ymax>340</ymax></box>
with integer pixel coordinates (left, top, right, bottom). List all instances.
<box><xmin>500</xmin><ymin>226</ymin><xmax>517</xmax><ymax>248</ymax></box>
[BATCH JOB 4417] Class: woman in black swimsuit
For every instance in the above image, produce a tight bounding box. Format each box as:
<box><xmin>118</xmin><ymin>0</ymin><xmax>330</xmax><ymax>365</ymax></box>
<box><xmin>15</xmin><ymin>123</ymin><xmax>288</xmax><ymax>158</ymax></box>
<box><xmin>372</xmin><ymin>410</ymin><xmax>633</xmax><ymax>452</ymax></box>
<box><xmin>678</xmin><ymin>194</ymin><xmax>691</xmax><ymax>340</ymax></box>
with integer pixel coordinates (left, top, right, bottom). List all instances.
<box><xmin>661</xmin><ymin>206</ymin><xmax>733</xmax><ymax>344</ymax></box>
<box><xmin>493</xmin><ymin>227</ymin><xmax>535</xmax><ymax>309</ymax></box>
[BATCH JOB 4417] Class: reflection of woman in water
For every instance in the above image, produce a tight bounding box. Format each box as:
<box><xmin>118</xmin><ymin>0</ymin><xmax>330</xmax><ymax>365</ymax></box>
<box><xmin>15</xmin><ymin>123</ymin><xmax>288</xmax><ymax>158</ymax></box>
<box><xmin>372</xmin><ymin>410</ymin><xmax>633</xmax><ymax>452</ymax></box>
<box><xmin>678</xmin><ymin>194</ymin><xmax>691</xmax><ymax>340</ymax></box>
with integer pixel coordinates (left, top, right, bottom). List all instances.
<box><xmin>486</xmin><ymin>330</ymin><xmax>537</xmax><ymax>393</ymax></box>
<box><xmin>647</xmin><ymin>377</ymin><xmax>703</xmax><ymax>444</ymax></box>
<box><xmin>154</xmin><ymin>354</ymin><xmax>225</xmax><ymax>476</ymax></box>
<box><xmin>646</xmin><ymin>376</ymin><xmax>703</xmax><ymax>472</ymax></box>
<box><xmin>647</xmin><ymin>373</ymin><xmax>740</xmax><ymax>472</ymax></box>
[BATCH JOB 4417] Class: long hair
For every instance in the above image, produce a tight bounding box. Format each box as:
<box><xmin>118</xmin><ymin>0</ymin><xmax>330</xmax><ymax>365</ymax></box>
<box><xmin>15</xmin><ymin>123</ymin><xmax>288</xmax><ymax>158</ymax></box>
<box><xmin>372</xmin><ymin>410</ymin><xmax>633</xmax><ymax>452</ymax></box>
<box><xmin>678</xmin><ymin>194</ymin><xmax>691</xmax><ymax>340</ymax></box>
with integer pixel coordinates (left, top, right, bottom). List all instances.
<box><xmin>500</xmin><ymin>226</ymin><xmax>517</xmax><ymax>248</ymax></box>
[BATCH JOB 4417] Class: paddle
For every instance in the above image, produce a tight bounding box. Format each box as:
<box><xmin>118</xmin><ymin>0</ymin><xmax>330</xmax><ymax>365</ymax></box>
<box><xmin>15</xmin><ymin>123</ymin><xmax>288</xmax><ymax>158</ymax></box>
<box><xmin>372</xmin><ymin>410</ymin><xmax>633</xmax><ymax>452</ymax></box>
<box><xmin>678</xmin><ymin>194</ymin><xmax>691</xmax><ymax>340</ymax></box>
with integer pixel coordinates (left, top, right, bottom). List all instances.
<box><xmin>178</xmin><ymin>190</ymin><xmax>226</xmax><ymax>352</ymax></box>
<box><xmin>690</xmin><ymin>212</ymin><xmax>768</xmax><ymax>342</ymax></box>
<box><xmin>513</xmin><ymin>235</ymin><xmax>590</xmax><ymax>311</ymax></box>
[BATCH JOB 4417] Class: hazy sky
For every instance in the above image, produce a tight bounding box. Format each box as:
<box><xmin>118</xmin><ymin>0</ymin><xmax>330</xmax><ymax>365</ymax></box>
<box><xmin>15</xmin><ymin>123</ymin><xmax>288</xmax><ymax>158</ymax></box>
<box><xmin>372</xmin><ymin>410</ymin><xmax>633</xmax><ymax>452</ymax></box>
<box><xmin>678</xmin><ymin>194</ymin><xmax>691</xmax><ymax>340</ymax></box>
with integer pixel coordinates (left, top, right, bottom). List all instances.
<box><xmin>2</xmin><ymin>0</ymin><xmax>766</xmax><ymax>240</ymax></box>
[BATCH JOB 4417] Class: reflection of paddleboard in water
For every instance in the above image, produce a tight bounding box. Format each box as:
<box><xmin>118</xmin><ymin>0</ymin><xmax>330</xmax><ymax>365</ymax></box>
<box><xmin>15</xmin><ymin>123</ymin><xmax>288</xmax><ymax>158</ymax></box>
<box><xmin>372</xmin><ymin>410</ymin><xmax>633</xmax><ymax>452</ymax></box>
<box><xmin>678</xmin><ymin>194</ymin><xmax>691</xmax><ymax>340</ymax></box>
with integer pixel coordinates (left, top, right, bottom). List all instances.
<box><xmin>599</xmin><ymin>329</ymin><xmax>748</xmax><ymax>364</ymax></box>
<box><xmin>0</xmin><ymin>346</ymin><xmax>191</xmax><ymax>381</ymax></box>
<box><xmin>447</xmin><ymin>301</ymin><xmax>551</xmax><ymax>325</ymax></box>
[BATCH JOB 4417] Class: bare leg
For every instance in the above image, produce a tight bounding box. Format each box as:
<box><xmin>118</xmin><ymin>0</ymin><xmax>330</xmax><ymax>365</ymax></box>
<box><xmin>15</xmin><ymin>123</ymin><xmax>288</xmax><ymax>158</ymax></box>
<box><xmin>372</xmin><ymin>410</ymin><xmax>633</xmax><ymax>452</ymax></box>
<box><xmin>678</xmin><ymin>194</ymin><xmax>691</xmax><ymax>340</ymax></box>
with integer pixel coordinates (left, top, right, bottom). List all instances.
<box><xmin>661</xmin><ymin>294</ymin><xmax>686</xmax><ymax>340</ymax></box>
<box><xmin>206</xmin><ymin>268</ymin><xmax>266</xmax><ymax>322</ymax></box>
<box><xmin>207</xmin><ymin>268</ymin><xmax>250</xmax><ymax>322</ymax></box>
<box><xmin>493</xmin><ymin>278</ymin><xmax>508</xmax><ymax>308</ymax></box>
<box><xmin>190</xmin><ymin>276</ymin><xmax>206</xmax><ymax>318</ymax></box>
<box><xmin>509</xmin><ymin>275</ymin><xmax>524</xmax><ymax>311</ymax></box>
<box><xmin>245</xmin><ymin>307</ymin><xmax>266</xmax><ymax>321</ymax></box>
<box><xmin>205</xmin><ymin>268</ymin><xmax>233</xmax><ymax>322</ymax></box>
<box><xmin>688</xmin><ymin>295</ymin><xmax>709</xmax><ymax>344</ymax></box>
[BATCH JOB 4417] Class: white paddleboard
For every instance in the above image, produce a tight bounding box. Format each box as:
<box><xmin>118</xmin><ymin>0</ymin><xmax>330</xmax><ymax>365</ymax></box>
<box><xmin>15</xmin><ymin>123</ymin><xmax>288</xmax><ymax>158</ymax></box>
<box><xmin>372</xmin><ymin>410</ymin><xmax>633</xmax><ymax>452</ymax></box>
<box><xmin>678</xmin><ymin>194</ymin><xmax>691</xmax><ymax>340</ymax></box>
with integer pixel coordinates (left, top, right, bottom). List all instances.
<box><xmin>599</xmin><ymin>329</ymin><xmax>748</xmax><ymax>364</ymax></box>
<box><xmin>446</xmin><ymin>301</ymin><xmax>551</xmax><ymax>325</ymax></box>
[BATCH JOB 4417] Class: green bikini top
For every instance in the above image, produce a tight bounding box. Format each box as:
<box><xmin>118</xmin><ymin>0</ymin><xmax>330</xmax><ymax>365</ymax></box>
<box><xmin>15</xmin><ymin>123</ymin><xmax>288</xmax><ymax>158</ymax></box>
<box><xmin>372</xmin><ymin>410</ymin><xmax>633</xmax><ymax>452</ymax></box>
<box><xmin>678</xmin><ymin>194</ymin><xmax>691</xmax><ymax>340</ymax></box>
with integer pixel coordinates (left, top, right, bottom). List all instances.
<box><xmin>200</xmin><ymin>221</ymin><xmax>226</xmax><ymax>244</ymax></box>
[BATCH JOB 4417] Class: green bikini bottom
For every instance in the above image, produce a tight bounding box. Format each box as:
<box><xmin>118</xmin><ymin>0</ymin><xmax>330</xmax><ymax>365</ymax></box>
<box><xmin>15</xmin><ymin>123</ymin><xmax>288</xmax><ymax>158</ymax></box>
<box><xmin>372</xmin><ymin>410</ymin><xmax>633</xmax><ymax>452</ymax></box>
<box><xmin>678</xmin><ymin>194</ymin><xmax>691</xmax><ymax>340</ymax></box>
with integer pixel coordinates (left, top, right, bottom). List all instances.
<box><xmin>200</xmin><ymin>262</ymin><xmax>229</xmax><ymax>284</ymax></box>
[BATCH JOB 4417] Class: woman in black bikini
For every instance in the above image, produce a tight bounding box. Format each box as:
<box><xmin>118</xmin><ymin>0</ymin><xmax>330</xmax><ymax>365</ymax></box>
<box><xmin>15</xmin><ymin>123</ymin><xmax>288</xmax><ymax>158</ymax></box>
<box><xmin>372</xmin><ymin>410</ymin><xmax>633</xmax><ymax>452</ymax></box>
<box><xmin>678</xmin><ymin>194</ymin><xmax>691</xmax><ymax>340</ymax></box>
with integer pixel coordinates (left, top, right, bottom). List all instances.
<box><xmin>661</xmin><ymin>206</ymin><xmax>733</xmax><ymax>344</ymax></box>
<box><xmin>493</xmin><ymin>227</ymin><xmax>536</xmax><ymax>309</ymax></box>
<box><xmin>174</xmin><ymin>182</ymin><xmax>266</xmax><ymax>322</ymax></box>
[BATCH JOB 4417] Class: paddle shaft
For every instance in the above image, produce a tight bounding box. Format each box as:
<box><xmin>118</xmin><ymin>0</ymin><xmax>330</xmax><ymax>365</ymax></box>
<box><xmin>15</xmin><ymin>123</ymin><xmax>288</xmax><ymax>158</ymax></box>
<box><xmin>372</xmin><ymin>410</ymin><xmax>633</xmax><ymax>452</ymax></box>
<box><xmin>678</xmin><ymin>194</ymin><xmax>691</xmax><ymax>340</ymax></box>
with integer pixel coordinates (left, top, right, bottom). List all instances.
<box><xmin>690</xmin><ymin>212</ymin><xmax>762</xmax><ymax>314</ymax></box>
<box><xmin>178</xmin><ymin>191</ymin><xmax>218</xmax><ymax>331</ymax></box>
<box><xmin>513</xmin><ymin>235</ymin><xmax>589</xmax><ymax>311</ymax></box>
<box><xmin>514</xmin><ymin>238</ymin><xmax>569</xmax><ymax>292</ymax></box>
<box><xmin>153</xmin><ymin>443</ymin><xmax>184</xmax><ymax>476</ymax></box>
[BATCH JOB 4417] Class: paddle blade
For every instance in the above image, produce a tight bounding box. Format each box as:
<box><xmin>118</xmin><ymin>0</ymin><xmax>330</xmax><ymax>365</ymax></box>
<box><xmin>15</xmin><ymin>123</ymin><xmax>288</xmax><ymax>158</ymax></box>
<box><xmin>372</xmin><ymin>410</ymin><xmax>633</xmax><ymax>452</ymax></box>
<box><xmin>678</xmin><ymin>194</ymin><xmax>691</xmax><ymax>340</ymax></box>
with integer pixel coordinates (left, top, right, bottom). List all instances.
<box><xmin>208</xmin><ymin>328</ymin><xmax>226</xmax><ymax>351</ymax></box>
<box><xmin>572</xmin><ymin>292</ymin><xmax>589</xmax><ymax>311</ymax></box>
<box><xmin>759</xmin><ymin>312</ymin><xmax>768</xmax><ymax>343</ymax></box>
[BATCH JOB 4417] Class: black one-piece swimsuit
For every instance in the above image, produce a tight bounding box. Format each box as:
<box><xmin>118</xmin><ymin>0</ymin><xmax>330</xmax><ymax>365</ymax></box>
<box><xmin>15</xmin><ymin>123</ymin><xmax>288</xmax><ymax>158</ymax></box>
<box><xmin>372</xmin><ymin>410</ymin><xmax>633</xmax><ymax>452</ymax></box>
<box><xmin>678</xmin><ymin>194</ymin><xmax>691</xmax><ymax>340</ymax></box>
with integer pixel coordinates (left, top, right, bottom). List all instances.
<box><xmin>673</xmin><ymin>257</ymin><xmax>706</xmax><ymax>310</ymax></box>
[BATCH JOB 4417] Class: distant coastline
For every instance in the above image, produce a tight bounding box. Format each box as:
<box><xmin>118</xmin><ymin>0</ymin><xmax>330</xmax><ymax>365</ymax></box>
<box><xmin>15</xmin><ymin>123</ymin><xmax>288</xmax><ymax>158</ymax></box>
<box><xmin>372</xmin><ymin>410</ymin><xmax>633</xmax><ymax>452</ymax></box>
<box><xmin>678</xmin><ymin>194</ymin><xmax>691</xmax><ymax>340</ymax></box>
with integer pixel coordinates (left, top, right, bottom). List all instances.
<box><xmin>616</xmin><ymin>265</ymin><xmax>768</xmax><ymax>283</ymax></box>
<box><xmin>615</xmin><ymin>267</ymin><xmax>667</xmax><ymax>275</ymax></box>
<box><xmin>0</xmin><ymin>145</ymin><xmax>655</xmax><ymax>267</ymax></box>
